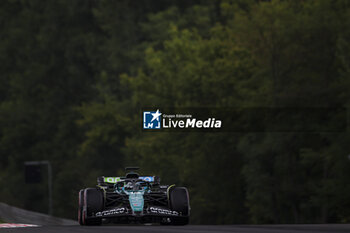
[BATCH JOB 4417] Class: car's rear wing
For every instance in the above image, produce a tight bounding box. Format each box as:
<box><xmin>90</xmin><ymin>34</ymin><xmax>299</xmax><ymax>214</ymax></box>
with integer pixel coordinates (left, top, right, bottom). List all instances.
<box><xmin>102</xmin><ymin>176</ymin><xmax>155</xmax><ymax>184</ymax></box>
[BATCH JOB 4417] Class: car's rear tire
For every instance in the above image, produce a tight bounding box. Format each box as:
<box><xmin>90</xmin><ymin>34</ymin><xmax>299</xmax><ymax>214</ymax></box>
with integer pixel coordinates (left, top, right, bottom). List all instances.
<box><xmin>169</xmin><ymin>187</ymin><xmax>190</xmax><ymax>225</ymax></box>
<box><xmin>82</xmin><ymin>188</ymin><xmax>103</xmax><ymax>226</ymax></box>
<box><xmin>78</xmin><ymin>189</ymin><xmax>84</xmax><ymax>225</ymax></box>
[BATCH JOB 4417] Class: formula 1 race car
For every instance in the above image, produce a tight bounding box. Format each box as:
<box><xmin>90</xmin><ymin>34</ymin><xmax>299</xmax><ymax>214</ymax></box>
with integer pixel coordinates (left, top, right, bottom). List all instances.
<box><xmin>78</xmin><ymin>167</ymin><xmax>190</xmax><ymax>225</ymax></box>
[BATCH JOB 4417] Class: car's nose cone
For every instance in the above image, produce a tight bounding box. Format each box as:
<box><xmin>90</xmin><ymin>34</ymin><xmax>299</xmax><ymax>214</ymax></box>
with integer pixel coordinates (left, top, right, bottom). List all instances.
<box><xmin>129</xmin><ymin>192</ymin><xmax>144</xmax><ymax>213</ymax></box>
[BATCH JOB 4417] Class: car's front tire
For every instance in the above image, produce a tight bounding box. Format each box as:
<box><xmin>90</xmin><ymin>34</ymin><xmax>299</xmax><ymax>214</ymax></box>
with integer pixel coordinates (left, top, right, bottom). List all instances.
<box><xmin>78</xmin><ymin>189</ymin><xmax>84</xmax><ymax>225</ymax></box>
<box><xmin>169</xmin><ymin>187</ymin><xmax>190</xmax><ymax>225</ymax></box>
<box><xmin>82</xmin><ymin>188</ymin><xmax>104</xmax><ymax>226</ymax></box>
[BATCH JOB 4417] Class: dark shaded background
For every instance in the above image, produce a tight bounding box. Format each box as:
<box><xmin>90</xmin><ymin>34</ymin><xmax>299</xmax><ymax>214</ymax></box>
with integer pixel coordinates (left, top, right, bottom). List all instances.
<box><xmin>1</xmin><ymin>0</ymin><xmax>350</xmax><ymax>224</ymax></box>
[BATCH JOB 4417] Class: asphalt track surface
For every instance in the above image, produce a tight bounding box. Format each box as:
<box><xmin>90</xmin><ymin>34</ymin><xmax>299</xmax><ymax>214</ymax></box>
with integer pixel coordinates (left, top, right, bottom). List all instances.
<box><xmin>2</xmin><ymin>224</ymin><xmax>350</xmax><ymax>233</ymax></box>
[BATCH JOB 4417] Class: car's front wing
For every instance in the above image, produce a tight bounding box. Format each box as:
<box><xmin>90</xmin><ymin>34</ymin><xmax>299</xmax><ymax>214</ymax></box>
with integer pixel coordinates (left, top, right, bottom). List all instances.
<box><xmin>86</xmin><ymin>206</ymin><xmax>187</xmax><ymax>223</ymax></box>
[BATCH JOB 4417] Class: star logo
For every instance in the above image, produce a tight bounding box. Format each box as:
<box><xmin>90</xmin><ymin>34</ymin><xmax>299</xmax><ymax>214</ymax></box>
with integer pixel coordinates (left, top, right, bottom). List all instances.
<box><xmin>151</xmin><ymin>109</ymin><xmax>162</xmax><ymax>122</ymax></box>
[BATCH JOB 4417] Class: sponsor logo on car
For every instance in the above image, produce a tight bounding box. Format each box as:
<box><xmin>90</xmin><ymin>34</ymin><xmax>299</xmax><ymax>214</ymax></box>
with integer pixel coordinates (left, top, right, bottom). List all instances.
<box><xmin>104</xmin><ymin>177</ymin><xmax>122</xmax><ymax>183</ymax></box>
<box><xmin>149</xmin><ymin>207</ymin><xmax>179</xmax><ymax>216</ymax></box>
<box><xmin>104</xmin><ymin>176</ymin><xmax>154</xmax><ymax>183</ymax></box>
<box><xmin>96</xmin><ymin>207</ymin><xmax>126</xmax><ymax>217</ymax></box>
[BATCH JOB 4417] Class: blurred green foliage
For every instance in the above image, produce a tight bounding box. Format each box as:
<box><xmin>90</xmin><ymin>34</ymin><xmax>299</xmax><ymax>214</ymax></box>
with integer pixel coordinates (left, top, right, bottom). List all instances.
<box><xmin>0</xmin><ymin>0</ymin><xmax>350</xmax><ymax>224</ymax></box>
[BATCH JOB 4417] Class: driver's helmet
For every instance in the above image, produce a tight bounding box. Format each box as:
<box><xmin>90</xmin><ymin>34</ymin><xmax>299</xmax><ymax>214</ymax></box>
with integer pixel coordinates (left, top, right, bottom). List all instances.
<box><xmin>125</xmin><ymin>182</ymin><xmax>133</xmax><ymax>190</ymax></box>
